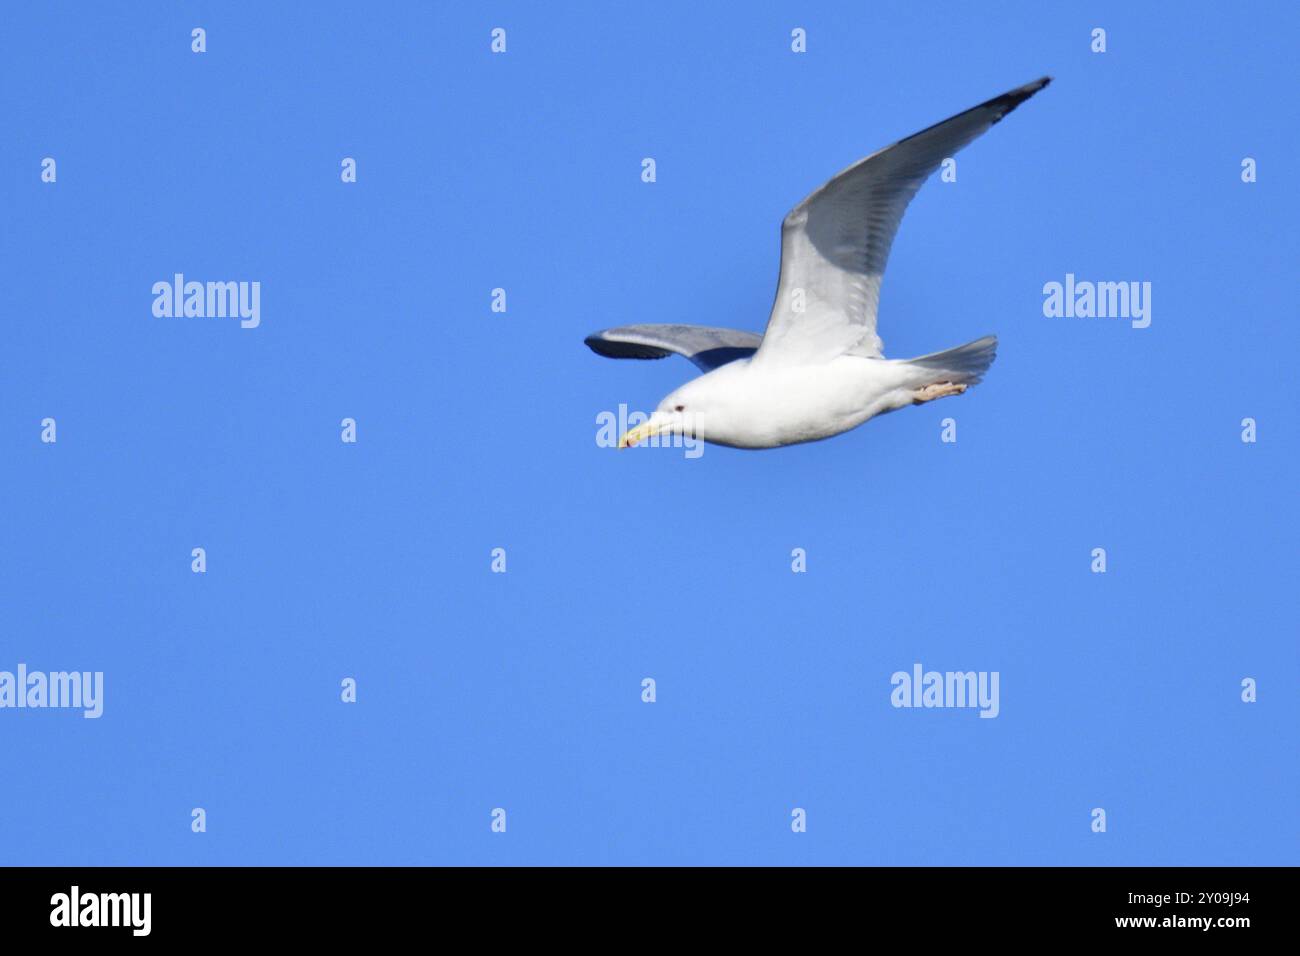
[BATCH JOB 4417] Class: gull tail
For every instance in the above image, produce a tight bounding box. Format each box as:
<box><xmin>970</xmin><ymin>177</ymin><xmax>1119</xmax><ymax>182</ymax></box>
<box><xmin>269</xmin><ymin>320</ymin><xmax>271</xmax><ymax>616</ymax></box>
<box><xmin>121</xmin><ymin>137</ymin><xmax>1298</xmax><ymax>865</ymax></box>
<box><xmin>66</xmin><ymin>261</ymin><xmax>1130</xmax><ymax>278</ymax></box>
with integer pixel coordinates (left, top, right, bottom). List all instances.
<box><xmin>905</xmin><ymin>335</ymin><xmax>998</xmax><ymax>386</ymax></box>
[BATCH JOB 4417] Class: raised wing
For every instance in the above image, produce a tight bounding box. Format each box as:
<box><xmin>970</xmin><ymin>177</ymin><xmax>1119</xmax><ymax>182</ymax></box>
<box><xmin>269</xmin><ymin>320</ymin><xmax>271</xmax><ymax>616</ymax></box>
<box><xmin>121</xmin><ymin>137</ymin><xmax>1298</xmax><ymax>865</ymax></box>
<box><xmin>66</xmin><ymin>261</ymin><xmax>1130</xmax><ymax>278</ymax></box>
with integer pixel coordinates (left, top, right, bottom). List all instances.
<box><xmin>584</xmin><ymin>324</ymin><xmax>762</xmax><ymax>373</ymax></box>
<box><xmin>755</xmin><ymin>77</ymin><xmax>1051</xmax><ymax>366</ymax></box>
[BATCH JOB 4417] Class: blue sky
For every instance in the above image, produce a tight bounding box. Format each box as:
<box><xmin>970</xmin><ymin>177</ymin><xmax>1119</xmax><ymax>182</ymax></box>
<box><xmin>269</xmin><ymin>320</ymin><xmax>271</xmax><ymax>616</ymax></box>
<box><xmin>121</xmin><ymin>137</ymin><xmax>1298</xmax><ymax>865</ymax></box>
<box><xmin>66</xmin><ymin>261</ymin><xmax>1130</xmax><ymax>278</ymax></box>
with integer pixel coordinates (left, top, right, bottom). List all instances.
<box><xmin>2</xmin><ymin>1</ymin><xmax>1296</xmax><ymax>865</ymax></box>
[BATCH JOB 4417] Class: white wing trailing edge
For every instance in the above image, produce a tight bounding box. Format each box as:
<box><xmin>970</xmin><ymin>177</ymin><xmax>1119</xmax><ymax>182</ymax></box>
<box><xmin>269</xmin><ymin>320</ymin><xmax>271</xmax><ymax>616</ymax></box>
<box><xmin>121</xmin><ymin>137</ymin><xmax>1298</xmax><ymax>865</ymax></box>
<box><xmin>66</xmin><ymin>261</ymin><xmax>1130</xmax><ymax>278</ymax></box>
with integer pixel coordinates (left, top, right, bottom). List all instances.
<box><xmin>755</xmin><ymin>77</ymin><xmax>1052</xmax><ymax>366</ymax></box>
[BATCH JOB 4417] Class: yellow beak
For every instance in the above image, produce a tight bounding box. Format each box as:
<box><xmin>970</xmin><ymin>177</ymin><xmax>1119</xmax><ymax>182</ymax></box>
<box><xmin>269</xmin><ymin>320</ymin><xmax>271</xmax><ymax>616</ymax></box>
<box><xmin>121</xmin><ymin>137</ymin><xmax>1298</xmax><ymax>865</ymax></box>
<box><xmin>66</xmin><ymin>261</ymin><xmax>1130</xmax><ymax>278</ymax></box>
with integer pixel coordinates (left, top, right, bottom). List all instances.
<box><xmin>618</xmin><ymin>419</ymin><xmax>663</xmax><ymax>449</ymax></box>
<box><xmin>618</xmin><ymin>410</ymin><xmax>691</xmax><ymax>449</ymax></box>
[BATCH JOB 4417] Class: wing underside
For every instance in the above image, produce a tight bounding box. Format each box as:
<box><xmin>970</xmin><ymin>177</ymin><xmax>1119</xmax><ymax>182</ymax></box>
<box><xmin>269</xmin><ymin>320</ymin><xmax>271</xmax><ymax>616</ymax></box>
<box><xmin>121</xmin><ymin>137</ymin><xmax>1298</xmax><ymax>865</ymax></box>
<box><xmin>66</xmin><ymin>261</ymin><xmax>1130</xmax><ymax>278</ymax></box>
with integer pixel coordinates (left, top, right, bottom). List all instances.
<box><xmin>755</xmin><ymin>77</ymin><xmax>1051</xmax><ymax>366</ymax></box>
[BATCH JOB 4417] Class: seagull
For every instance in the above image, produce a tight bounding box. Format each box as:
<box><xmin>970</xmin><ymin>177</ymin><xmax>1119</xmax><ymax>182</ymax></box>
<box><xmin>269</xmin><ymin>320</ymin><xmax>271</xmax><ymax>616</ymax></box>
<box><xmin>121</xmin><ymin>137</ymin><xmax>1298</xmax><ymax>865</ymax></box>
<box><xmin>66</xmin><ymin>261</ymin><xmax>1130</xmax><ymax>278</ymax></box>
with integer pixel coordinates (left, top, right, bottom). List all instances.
<box><xmin>585</xmin><ymin>77</ymin><xmax>1050</xmax><ymax>450</ymax></box>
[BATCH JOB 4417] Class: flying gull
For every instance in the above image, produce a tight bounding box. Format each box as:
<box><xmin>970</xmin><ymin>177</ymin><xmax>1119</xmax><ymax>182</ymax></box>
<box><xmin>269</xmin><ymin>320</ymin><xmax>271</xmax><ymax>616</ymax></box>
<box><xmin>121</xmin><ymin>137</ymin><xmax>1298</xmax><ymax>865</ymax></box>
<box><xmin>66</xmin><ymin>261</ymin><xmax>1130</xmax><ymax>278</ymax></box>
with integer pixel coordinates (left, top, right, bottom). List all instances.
<box><xmin>585</xmin><ymin>77</ymin><xmax>1051</xmax><ymax>449</ymax></box>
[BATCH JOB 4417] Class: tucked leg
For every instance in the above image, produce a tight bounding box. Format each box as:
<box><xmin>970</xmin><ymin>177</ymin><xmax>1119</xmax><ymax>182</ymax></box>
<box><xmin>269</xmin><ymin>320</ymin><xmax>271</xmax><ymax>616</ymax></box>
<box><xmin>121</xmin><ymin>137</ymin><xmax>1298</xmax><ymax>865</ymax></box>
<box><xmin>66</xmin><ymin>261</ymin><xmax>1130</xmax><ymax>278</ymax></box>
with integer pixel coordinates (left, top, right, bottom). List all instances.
<box><xmin>911</xmin><ymin>382</ymin><xmax>968</xmax><ymax>405</ymax></box>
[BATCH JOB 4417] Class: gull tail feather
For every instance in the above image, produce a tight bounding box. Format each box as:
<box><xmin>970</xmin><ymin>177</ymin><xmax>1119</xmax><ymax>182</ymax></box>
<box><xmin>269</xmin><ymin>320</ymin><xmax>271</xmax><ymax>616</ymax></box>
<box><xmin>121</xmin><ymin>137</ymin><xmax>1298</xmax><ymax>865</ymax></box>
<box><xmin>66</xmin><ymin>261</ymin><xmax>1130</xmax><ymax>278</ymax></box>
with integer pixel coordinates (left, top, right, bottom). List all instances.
<box><xmin>905</xmin><ymin>335</ymin><xmax>998</xmax><ymax>385</ymax></box>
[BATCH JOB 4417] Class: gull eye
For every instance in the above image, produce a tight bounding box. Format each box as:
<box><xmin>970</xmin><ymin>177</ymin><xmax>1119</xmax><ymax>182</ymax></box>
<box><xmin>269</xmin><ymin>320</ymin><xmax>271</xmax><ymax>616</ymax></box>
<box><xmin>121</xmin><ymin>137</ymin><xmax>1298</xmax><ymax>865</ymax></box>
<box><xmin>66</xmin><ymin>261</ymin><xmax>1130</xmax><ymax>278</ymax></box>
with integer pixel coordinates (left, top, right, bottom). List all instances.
<box><xmin>675</xmin><ymin>405</ymin><xmax>685</xmax><ymax>412</ymax></box>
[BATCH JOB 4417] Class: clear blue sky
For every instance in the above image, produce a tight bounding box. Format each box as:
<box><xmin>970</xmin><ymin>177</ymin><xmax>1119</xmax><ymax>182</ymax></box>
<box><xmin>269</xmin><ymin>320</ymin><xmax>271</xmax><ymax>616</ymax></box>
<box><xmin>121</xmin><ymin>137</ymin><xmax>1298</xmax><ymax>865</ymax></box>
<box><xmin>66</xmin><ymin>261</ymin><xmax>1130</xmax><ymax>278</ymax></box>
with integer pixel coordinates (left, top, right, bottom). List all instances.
<box><xmin>2</xmin><ymin>1</ymin><xmax>1296</xmax><ymax>865</ymax></box>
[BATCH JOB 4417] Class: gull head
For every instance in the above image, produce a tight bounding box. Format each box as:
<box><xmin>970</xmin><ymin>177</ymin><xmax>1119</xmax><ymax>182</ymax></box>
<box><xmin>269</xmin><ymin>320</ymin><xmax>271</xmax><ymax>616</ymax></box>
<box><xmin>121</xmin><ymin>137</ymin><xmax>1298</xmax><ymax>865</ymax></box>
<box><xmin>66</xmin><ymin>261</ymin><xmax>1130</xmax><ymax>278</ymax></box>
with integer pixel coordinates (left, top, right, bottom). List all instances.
<box><xmin>617</xmin><ymin>364</ymin><xmax>744</xmax><ymax>449</ymax></box>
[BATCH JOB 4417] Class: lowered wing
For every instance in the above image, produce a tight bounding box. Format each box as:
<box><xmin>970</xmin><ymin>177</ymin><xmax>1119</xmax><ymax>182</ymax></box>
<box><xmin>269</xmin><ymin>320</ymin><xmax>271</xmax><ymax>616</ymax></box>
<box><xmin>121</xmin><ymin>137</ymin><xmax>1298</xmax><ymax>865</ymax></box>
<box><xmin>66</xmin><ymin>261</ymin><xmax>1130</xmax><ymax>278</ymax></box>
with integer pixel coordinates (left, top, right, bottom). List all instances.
<box><xmin>584</xmin><ymin>324</ymin><xmax>762</xmax><ymax>373</ymax></box>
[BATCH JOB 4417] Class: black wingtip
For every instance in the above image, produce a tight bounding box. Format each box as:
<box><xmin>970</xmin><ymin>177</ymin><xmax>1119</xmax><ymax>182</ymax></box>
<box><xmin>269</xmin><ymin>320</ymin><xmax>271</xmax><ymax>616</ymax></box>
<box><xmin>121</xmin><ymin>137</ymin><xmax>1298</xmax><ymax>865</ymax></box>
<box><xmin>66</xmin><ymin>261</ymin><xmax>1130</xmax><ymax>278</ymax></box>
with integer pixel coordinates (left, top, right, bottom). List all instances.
<box><xmin>987</xmin><ymin>75</ymin><xmax>1052</xmax><ymax>124</ymax></box>
<box><xmin>1024</xmin><ymin>76</ymin><xmax>1053</xmax><ymax>97</ymax></box>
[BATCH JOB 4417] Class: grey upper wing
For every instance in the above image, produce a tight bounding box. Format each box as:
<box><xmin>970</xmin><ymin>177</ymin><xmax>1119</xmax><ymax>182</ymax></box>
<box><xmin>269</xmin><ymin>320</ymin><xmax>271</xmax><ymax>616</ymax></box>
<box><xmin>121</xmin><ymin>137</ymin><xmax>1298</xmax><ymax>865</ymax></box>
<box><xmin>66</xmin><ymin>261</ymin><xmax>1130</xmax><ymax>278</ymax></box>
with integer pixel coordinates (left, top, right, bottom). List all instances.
<box><xmin>584</xmin><ymin>324</ymin><xmax>762</xmax><ymax>372</ymax></box>
<box><xmin>754</xmin><ymin>77</ymin><xmax>1051</xmax><ymax>366</ymax></box>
